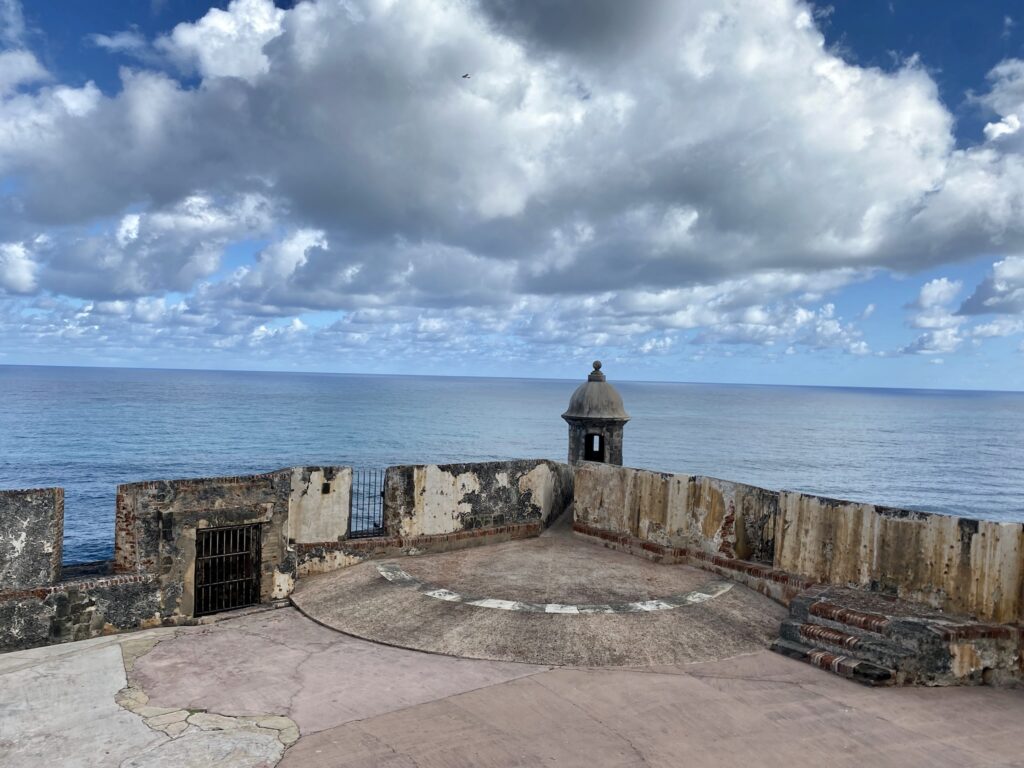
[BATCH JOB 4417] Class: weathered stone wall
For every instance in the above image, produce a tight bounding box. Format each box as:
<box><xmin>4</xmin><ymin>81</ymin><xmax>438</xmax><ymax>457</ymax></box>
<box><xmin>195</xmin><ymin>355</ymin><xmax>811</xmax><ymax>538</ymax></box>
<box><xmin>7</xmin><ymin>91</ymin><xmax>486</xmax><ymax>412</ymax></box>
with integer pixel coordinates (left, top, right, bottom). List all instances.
<box><xmin>0</xmin><ymin>488</ymin><xmax>63</xmax><ymax>588</ymax></box>
<box><xmin>567</xmin><ymin>420</ymin><xmax>625</xmax><ymax>465</ymax></box>
<box><xmin>775</xmin><ymin>492</ymin><xmax>1024</xmax><ymax>623</ymax></box>
<box><xmin>0</xmin><ymin>572</ymin><xmax>160</xmax><ymax>652</ymax></box>
<box><xmin>575</xmin><ymin>463</ymin><xmax>1024</xmax><ymax>624</ymax></box>
<box><xmin>288</xmin><ymin>466</ymin><xmax>352</xmax><ymax>544</ymax></box>
<box><xmin>573</xmin><ymin>463</ymin><xmax>775</xmax><ymax>561</ymax></box>
<box><xmin>383</xmin><ymin>460</ymin><xmax>573</xmax><ymax>538</ymax></box>
<box><xmin>115</xmin><ymin>471</ymin><xmax>296</xmax><ymax>617</ymax></box>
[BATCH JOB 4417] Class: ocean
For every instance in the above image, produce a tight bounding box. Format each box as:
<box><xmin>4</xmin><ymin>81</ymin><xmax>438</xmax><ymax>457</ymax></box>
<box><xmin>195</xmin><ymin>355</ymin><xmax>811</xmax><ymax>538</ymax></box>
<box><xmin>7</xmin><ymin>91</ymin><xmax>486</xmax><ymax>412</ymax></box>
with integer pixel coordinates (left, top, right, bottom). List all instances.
<box><xmin>0</xmin><ymin>364</ymin><xmax>1022</xmax><ymax>564</ymax></box>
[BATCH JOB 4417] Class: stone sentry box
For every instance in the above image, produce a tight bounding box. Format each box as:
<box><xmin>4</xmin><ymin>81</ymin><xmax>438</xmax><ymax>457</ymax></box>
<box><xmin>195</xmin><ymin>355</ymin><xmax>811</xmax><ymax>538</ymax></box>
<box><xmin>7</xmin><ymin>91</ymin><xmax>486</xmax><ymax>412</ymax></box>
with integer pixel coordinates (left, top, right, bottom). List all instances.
<box><xmin>562</xmin><ymin>361</ymin><xmax>629</xmax><ymax>465</ymax></box>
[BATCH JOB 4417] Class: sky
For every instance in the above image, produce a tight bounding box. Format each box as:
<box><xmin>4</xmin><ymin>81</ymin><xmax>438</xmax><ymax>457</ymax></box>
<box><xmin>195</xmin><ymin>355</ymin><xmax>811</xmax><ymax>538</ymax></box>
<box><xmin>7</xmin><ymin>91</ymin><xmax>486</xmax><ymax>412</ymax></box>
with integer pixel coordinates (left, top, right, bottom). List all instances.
<box><xmin>1</xmin><ymin>1</ymin><xmax>1024</xmax><ymax>389</ymax></box>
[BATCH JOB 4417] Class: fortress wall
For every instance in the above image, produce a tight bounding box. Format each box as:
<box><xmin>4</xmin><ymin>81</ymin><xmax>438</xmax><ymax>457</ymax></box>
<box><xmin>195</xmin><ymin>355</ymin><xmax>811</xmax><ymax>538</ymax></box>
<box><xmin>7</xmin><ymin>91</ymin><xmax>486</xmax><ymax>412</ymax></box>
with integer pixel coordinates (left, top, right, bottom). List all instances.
<box><xmin>288</xmin><ymin>466</ymin><xmax>352</xmax><ymax>543</ymax></box>
<box><xmin>0</xmin><ymin>574</ymin><xmax>160</xmax><ymax>652</ymax></box>
<box><xmin>574</xmin><ymin>463</ymin><xmax>1024</xmax><ymax>623</ymax></box>
<box><xmin>382</xmin><ymin>459</ymin><xmax>573</xmax><ymax>538</ymax></box>
<box><xmin>0</xmin><ymin>488</ymin><xmax>63</xmax><ymax>589</ymax></box>
<box><xmin>114</xmin><ymin>470</ymin><xmax>296</xmax><ymax>617</ymax></box>
<box><xmin>776</xmin><ymin>492</ymin><xmax>1024</xmax><ymax>623</ymax></box>
<box><xmin>573</xmin><ymin>464</ymin><xmax>775</xmax><ymax>561</ymax></box>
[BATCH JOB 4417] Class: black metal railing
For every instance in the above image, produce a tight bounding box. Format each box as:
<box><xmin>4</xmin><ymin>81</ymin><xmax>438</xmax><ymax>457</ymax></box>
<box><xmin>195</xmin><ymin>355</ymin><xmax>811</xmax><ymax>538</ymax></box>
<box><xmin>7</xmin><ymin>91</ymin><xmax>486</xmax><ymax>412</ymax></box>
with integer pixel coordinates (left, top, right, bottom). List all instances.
<box><xmin>350</xmin><ymin>468</ymin><xmax>385</xmax><ymax>538</ymax></box>
<box><xmin>194</xmin><ymin>523</ymin><xmax>262</xmax><ymax>617</ymax></box>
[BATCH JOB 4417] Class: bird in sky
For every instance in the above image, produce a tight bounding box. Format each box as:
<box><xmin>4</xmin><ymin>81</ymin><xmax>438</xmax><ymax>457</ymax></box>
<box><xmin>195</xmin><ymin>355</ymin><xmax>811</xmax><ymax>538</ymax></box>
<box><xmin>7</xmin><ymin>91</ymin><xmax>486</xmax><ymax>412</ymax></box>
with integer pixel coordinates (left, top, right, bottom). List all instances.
<box><xmin>462</xmin><ymin>73</ymin><xmax>470</xmax><ymax>79</ymax></box>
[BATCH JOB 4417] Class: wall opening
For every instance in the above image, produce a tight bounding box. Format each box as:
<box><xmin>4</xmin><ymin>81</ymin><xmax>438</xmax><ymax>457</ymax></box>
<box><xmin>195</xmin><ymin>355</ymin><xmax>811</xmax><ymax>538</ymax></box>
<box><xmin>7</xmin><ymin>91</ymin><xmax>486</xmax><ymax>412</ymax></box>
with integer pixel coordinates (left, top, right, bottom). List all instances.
<box><xmin>194</xmin><ymin>523</ymin><xmax>262</xmax><ymax>617</ymax></box>
<box><xmin>584</xmin><ymin>433</ymin><xmax>605</xmax><ymax>462</ymax></box>
<box><xmin>350</xmin><ymin>468</ymin><xmax>385</xmax><ymax>538</ymax></box>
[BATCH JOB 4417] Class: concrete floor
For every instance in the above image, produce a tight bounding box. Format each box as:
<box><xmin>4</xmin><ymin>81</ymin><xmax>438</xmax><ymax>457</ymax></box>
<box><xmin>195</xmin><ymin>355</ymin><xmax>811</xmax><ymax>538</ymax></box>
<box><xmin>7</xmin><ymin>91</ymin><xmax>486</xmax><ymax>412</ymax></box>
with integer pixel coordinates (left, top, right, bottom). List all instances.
<box><xmin>4</xmin><ymin>524</ymin><xmax>1024</xmax><ymax>766</ymax></box>
<box><xmin>291</xmin><ymin>518</ymin><xmax>787</xmax><ymax>665</ymax></box>
<box><xmin>2</xmin><ymin>607</ymin><xmax>1024</xmax><ymax>767</ymax></box>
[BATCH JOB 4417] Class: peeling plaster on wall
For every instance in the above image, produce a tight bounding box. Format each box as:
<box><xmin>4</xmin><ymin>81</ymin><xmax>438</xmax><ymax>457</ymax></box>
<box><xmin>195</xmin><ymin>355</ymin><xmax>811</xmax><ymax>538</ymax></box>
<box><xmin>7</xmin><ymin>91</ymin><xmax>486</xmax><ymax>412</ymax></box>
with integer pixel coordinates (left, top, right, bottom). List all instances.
<box><xmin>517</xmin><ymin>463</ymin><xmax>556</xmax><ymax>524</ymax></box>
<box><xmin>384</xmin><ymin>460</ymin><xmax>573</xmax><ymax>538</ymax></box>
<box><xmin>288</xmin><ymin>467</ymin><xmax>352</xmax><ymax>544</ymax></box>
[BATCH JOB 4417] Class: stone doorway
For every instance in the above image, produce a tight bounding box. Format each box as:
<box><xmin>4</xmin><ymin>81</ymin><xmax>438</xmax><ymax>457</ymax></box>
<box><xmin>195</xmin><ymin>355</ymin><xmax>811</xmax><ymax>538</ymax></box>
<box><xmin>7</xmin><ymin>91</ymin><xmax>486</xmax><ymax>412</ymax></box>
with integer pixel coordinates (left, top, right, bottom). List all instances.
<box><xmin>194</xmin><ymin>523</ymin><xmax>262</xmax><ymax>616</ymax></box>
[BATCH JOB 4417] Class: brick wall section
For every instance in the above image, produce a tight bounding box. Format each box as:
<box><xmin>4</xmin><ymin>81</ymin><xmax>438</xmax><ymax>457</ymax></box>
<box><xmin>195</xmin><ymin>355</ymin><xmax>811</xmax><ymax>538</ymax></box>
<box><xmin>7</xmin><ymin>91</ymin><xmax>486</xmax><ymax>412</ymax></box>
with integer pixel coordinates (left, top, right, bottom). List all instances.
<box><xmin>0</xmin><ymin>487</ymin><xmax>63</xmax><ymax>589</ymax></box>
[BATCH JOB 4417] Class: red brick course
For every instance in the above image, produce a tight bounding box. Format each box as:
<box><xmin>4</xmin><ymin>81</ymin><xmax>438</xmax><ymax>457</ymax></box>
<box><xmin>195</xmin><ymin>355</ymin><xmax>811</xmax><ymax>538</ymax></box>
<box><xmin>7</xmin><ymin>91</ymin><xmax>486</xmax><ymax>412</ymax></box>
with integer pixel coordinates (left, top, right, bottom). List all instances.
<box><xmin>571</xmin><ymin>520</ymin><xmax>813</xmax><ymax>603</ymax></box>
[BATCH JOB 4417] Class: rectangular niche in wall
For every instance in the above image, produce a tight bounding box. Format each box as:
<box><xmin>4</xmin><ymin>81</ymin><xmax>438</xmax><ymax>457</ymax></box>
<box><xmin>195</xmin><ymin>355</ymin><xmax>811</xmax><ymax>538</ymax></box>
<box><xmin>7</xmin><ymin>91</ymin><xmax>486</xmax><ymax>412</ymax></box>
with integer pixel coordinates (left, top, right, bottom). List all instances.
<box><xmin>194</xmin><ymin>523</ymin><xmax>262</xmax><ymax>617</ymax></box>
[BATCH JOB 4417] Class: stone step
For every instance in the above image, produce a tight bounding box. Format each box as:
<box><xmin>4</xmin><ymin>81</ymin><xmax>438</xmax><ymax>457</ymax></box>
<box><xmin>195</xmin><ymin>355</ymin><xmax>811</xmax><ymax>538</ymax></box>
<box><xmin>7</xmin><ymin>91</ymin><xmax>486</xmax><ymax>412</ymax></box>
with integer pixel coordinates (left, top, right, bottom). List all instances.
<box><xmin>789</xmin><ymin>592</ymin><xmax>891</xmax><ymax>633</ymax></box>
<box><xmin>779</xmin><ymin>619</ymin><xmax>913</xmax><ymax>671</ymax></box>
<box><xmin>770</xmin><ymin>638</ymin><xmax>895</xmax><ymax>686</ymax></box>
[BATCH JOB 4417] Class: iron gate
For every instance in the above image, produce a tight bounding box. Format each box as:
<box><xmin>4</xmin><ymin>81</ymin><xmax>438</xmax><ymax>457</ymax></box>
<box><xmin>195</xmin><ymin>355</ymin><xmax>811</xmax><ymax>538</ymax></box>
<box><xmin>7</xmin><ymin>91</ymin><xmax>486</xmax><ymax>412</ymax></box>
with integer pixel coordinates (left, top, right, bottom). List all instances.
<box><xmin>194</xmin><ymin>523</ymin><xmax>262</xmax><ymax>617</ymax></box>
<box><xmin>350</xmin><ymin>468</ymin><xmax>385</xmax><ymax>538</ymax></box>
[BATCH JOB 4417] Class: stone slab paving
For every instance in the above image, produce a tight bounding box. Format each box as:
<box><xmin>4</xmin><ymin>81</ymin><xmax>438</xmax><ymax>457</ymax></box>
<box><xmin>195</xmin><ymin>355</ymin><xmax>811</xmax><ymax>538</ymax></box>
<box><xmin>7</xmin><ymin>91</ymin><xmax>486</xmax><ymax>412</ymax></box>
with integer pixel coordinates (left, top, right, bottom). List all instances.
<box><xmin>2</xmin><ymin>607</ymin><xmax>1024</xmax><ymax>767</ymax></box>
<box><xmin>291</xmin><ymin>523</ymin><xmax>787</xmax><ymax>666</ymax></box>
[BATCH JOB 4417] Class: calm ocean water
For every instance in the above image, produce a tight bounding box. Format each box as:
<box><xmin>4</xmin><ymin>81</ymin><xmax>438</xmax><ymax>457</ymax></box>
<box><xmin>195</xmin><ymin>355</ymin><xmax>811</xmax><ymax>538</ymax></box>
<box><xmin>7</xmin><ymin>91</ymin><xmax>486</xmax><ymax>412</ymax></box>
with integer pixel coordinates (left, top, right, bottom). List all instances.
<box><xmin>1</xmin><ymin>365</ymin><xmax>1022</xmax><ymax>564</ymax></box>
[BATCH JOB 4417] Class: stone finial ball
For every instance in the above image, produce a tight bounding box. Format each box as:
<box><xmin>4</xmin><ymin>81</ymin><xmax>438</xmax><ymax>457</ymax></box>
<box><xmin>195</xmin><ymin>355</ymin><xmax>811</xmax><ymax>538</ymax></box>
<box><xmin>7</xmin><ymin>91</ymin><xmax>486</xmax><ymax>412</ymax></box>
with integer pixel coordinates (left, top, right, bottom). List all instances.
<box><xmin>593</xmin><ymin>360</ymin><xmax>602</xmax><ymax>371</ymax></box>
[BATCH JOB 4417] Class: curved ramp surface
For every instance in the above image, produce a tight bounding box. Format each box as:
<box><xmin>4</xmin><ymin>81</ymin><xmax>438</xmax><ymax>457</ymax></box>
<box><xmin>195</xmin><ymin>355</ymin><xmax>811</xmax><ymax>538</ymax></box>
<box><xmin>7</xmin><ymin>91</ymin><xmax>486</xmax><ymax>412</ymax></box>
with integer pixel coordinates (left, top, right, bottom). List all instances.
<box><xmin>292</xmin><ymin>520</ymin><xmax>786</xmax><ymax>666</ymax></box>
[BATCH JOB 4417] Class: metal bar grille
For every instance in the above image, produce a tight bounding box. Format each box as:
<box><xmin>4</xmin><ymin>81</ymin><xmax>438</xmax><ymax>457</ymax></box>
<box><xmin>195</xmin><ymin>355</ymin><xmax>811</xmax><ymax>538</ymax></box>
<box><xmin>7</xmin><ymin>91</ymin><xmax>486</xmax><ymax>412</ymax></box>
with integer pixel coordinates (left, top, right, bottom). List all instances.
<box><xmin>194</xmin><ymin>523</ymin><xmax>262</xmax><ymax>617</ymax></box>
<box><xmin>350</xmin><ymin>468</ymin><xmax>385</xmax><ymax>539</ymax></box>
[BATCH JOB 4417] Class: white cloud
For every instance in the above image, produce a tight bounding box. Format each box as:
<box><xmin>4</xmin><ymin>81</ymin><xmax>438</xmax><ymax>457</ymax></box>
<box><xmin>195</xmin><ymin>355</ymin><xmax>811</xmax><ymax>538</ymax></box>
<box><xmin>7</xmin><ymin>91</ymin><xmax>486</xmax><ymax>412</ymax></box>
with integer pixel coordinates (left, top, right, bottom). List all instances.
<box><xmin>908</xmin><ymin>277</ymin><xmax>963</xmax><ymax>329</ymax></box>
<box><xmin>971</xmin><ymin>317</ymin><xmax>1024</xmax><ymax>337</ymax></box>
<box><xmin>0</xmin><ymin>241</ymin><xmax>36</xmax><ymax>292</ymax></box>
<box><xmin>38</xmin><ymin>194</ymin><xmax>275</xmax><ymax>299</ymax></box>
<box><xmin>959</xmin><ymin>255</ymin><xmax>1024</xmax><ymax>315</ymax></box>
<box><xmin>984</xmin><ymin>113</ymin><xmax>1021</xmax><ymax>141</ymax></box>
<box><xmin>0</xmin><ymin>49</ymin><xmax>47</xmax><ymax>95</ymax></box>
<box><xmin>89</xmin><ymin>29</ymin><xmax>149</xmax><ymax>55</ymax></box>
<box><xmin>6</xmin><ymin>0</ymin><xmax>1024</xmax><ymax>371</ymax></box>
<box><xmin>901</xmin><ymin>327</ymin><xmax>963</xmax><ymax>355</ymax></box>
<box><xmin>156</xmin><ymin>0</ymin><xmax>284</xmax><ymax>81</ymax></box>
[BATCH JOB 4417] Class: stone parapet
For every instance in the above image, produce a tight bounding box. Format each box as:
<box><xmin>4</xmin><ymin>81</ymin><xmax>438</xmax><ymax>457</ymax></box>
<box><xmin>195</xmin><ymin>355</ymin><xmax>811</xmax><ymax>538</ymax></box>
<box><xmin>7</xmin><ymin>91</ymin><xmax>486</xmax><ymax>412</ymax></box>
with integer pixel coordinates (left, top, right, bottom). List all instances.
<box><xmin>382</xmin><ymin>459</ymin><xmax>572</xmax><ymax>537</ymax></box>
<box><xmin>0</xmin><ymin>487</ymin><xmax>63</xmax><ymax>589</ymax></box>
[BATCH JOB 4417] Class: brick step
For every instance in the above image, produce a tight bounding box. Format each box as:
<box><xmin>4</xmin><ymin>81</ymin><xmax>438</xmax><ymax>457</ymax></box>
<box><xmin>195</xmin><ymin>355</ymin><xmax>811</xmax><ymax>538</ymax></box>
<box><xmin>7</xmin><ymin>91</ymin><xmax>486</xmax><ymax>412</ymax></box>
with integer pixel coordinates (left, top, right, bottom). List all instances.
<box><xmin>779</xmin><ymin>619</ymin><xmax>913</xmax><ymax>671</ymax></box>
<box><xmin>789</xmin><ymin>593</ymin><xmax>891</xmax><ymax>633</ymax></box>
<box><xmin>770</xmin><ymin>638</ymin><xmax>895</xmax><ymax>686</ymax></box>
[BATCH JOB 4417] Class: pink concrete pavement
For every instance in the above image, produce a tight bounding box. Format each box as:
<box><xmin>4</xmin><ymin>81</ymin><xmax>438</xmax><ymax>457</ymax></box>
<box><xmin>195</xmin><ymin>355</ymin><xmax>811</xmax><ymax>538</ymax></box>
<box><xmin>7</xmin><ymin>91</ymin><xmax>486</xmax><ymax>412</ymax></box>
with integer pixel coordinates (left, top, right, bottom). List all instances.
<box><xmin>127</xmin><ymin>608</ymin><xmax>1024</xmax><ymax>768</ymax></box>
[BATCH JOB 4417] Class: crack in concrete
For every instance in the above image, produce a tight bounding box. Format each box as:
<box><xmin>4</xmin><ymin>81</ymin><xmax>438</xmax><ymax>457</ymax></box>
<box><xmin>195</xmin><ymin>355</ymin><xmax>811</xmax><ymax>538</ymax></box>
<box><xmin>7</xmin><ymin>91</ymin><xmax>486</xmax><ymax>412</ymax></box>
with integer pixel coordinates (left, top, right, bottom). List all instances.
<box><xmin>530</xmin><ymin>675</ymin><xmax>651</xmax><ymax>766</ymax></box>
<box><xmin>113</xmin><ymin>632</ymin><xmax>300</xmax><ymax>761</ymax></box>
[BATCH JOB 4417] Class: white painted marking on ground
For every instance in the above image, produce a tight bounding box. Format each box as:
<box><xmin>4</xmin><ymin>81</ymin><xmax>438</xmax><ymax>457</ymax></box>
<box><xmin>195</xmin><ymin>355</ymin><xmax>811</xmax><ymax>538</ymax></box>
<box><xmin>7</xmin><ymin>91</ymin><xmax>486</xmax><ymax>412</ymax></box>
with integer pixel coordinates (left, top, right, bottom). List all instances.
<box><xmin>376</xmin><ymin>565</ymin><xmax>733</xmax><ymax>614</ymax></box>
<box><xmin>577</xmin><ymin>605</ymin><xmax>616</xmax><ymax>614</ymax></box>
<box><xmin>544</xmin><ymin>604</ymin><xmax>580</xmax><ymax>614</ymax></box>
<box><xmin>629</xmin><ymin>600</ymin><xmax>675</xmax><ymax>612</ymax></box>
<box><xmin>424</xmin><ymin>589</ymin><xmax>462</xmax><ymax>602</ymax></box>
<box><xmin>468</xmin><ymin>598</ymin><xmax>521</xmax><ymax>610</ymax></box>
